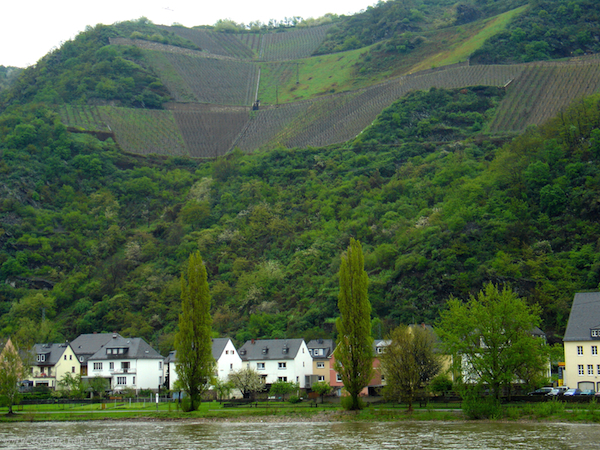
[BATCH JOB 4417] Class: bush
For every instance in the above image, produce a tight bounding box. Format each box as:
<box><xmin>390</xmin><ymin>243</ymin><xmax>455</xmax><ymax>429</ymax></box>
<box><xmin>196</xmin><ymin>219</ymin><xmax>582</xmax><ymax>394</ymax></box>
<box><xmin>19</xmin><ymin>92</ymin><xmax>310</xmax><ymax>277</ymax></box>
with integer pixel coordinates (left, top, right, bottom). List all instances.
<box><xmin>341</xmin><ymin>395</ymin><xmax>365</xmax><ymax>410</ymax></box>
<box><xmin>288</xmin><ymin>395</ymin><xmax>301</xmax><ymax>404</ymax></box>
<box><xmin>461</xmin><ymin>389</ymin><xmax>503</xmax><ymax>420</ymax></box>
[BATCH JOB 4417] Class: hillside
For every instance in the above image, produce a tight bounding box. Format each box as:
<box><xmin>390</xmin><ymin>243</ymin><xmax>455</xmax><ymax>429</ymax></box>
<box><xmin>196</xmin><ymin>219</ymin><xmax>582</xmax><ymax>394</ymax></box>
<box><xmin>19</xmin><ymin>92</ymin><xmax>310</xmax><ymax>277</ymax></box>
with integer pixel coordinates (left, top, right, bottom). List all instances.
<box><xmin>1</xmin><ymin>0</ymin><xmax>600</xmax><ymax>352</ymax></box>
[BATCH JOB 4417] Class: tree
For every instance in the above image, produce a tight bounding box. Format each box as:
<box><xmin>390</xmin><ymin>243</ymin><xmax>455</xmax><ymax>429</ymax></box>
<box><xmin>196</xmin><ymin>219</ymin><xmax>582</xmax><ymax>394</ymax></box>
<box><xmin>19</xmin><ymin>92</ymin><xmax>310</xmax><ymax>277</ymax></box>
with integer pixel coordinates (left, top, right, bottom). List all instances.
<box><xmin>228</xmin><ymin>367</ymin><xmax>265</xmax><ymax>400</ymax></box>
<box><xmin>57</xmin><ymin>372</ymin><xmax>85</xmax><ymax>399</ymax></box>
<box><xmin>311</xmin><ymin>380</ymin><xmax>332</xmax><ymax>404</ymax></box>
<box><xmin>379</xmin><ymin>324</ymin><xmax>442</xmax><ymax>412</ymax></box>
<box><xmin>334</xmin><ymin>238</ymin><xmax>373</xmax><ymax>410</ymax></box>
<box><xmin>436</xmin><ymin>283</ymin><xmax>546</xmax><ymax>399</ymax></box>
<box><xmin>0</xmin><ymin>339</ymin><xmax>26</xmax><ymax>415</ymax></box>
<box><xmin>174</xmin><ymin>252</ymin><xmax>216</xmax><ymax>411</ymax></box>
<box><xmin>213</xmin><ymin>378</ymin><xmax>234</xmax><ymax>401</ymax></box>
<box><xmin>269</xmin><ymin>380</ymin><xmax>298</xmax><ymax>402</ymax></box>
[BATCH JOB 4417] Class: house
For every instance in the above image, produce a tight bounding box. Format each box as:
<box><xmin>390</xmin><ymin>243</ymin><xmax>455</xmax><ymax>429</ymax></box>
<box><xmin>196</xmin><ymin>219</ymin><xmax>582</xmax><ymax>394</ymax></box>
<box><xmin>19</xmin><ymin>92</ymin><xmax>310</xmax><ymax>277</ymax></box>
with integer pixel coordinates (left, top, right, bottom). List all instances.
<box><xmin>165</xmin><ymin>338</ymin><xmax>242</xmax><ymax>390</ymax></box>
<box><xmin>306</xmin><ymin>339</ymin><xmax>335</xmax><ymax>385</ymax></box>
<box><xmin>329</xmin><ymin>339</ymin><xmax>386</xmax><ymax>397</ymax></box>
<box><xmin>70</xmin><ymin>332</ymin><xmax>122</xmax><ymax>376</ymax></box>
<box><xmin>238</xmin><ymin>339</ymin><xmax>313</xmax><ymax>388</ymax></box>
<box><xmin>28</xmin><ymin>342</ymin><xmax>80</xmax><ymax>389</ymax></box>
<box><xmin>86</xmin><ymin>334</ymin><xmax>163</xmax><ymax>391</ymax></box>
<box><xmin>564</xmin><ymin>292</ymin><xmax>600</xmax><ymax>390</ymax></box>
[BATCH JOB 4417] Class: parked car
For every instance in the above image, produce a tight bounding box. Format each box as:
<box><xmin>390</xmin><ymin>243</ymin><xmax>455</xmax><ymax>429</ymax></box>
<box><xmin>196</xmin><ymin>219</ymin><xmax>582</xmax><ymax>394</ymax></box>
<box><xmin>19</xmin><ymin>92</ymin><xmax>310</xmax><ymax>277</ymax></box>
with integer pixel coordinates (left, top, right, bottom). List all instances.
<box><xmin>563</xmin><ymin>388</ymin><xmax>582</xmax><ymax>396</ymax></box>
<box><xmin>546</xmin><ymin>387</ymin><xmax>568</xmax><ymax>396</ymax></box>
<box><xmin>528</xmin><ymin>387</ymin><xmax>554</xmax><ymax>396</ymax></box>
<box><xmin>580</xmin><ymin>389</ymin><xmax>595</xmax><ymax>396</ymax></box>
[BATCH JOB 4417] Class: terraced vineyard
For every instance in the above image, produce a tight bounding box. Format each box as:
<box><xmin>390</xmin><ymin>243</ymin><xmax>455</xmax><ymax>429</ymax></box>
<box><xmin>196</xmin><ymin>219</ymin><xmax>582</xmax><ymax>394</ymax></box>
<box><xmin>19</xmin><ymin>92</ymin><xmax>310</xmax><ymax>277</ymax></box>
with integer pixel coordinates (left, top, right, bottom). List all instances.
<box><xmin>151</xmin><ymin>52</ymin><xmax>259</xmax><ymax>105</ymax></box>
<box><xmin>260</xmin><ymin>25</ymin><xmax>333</xmax><ymax>61</ymax></box>
<box><xmin>100</xmin><ymin>107</ymin><xmax>188</xmax><ymax>156</ymax></box>
<box><xmin>59</xmin><ymin>105</ymin><xmax>110</xmax><ymax>131</ymax></box>
<box><xmin>157</xmin><ymin>26</ymin><xmax>255</xmax><ymax>59</ymax></box>
<box><xmin>489</xmin><ymin>58</ymin><xmax>600</xmax><ymax>133</ymax></box>
<box><xmin>172</xmin><ymin>106</ymin><xmax>249</xmax><ymax>158</ymax></box>
<box><xmin>58</xmin><ymin>57</ymin><xmax>600</xmax><ymax>157</ymax></box>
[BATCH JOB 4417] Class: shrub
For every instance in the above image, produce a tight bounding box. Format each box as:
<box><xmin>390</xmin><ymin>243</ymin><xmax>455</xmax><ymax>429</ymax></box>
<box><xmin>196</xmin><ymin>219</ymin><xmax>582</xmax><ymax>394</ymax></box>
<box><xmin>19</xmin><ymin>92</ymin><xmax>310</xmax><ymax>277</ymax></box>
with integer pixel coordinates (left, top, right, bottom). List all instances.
<box><xmin>288</xmin><ymin>395</ymin><xmax>301</xmax><ymax>404</ymax></box>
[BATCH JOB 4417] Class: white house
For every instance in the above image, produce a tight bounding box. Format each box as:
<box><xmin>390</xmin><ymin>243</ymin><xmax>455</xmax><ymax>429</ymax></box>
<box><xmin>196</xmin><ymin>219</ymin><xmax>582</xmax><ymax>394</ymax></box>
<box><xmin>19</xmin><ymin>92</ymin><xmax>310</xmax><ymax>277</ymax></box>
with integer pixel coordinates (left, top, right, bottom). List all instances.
<box><xmin>86</xmin><ymin>334</ymin><xmax>163</xmax><ymax>392</ymax></box>
<box><xmin>564</xmin><ymin>292</ymin><xmax>600</xmax><ymax>390</ymax></box>
<box><xmin>165</xmin><ymin>338</ymin><xmax>242</xmax><ymax>390</ymax></box>
<box><xmin>238</xmin><ymin>339</ymin><xmax>313</xmax><ymax>388</ymax></box>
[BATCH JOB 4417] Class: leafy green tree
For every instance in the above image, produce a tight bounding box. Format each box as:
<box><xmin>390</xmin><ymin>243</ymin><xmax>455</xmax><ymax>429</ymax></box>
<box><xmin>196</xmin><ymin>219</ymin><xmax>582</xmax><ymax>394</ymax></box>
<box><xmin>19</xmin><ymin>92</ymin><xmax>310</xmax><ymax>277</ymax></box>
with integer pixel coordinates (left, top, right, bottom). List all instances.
<box><xmin>311</xmin><ymin>380</ymin><xmax>332</xmax><ymax>404</ymax></box>
<box><xmin>436</xmin><ymin>283</ymin><xmax>546</xmax><ymax>399</ymax></box>
<box><xmin>57</xmin><ymin>372</ymin><xmax>85</xmax><ymax>399</ymax></box>
<box><xmin>213</xmin><ymin>378</ymin><xmax>235</xmax><ymax>401</ymax></box>
<box><xmin>269</xmin><ymin>380</ymin><xmax>298</xmax><ymax>402</ymax></box>
<box><xmin>335</xmin><ymin>238</ymin><xmax>373</xmax><ymax>410</ymax></box>
<box><xmin>228</xmin><ymin>367</ymin><xmax>265</xmax><ymax>400</ymax></box>
<box><xmin>174</xmin><ymin>252</ymin><xmax>215</xmax><ymax>411</ymax></box>
<box><xmin>0</xmin><ymin>339</ymin><xmax>26</xmax><ymax>415</ymax></box>
<box><xmin>380</xmin><ymin>324</ymin><xmax>442</xmax><ymax>412</ymax></box>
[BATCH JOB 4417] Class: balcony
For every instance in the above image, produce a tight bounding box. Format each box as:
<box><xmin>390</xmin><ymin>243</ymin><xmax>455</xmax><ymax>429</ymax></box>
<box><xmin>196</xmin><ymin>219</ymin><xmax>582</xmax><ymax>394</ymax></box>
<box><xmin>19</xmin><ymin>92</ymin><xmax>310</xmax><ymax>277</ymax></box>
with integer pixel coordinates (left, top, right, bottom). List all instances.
<box><xmin>109</xmin><ymin>368</ymin><xmax>136</xmax><ymax>374</ymax></box>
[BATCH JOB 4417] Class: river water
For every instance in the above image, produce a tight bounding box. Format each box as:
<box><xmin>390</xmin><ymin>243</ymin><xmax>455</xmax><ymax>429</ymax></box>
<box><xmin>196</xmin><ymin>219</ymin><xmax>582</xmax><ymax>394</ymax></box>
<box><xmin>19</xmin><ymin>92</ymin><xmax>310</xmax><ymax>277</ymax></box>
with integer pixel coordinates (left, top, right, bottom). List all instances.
<box><xmin>1</xmin><ymin>420</ymin><xmax>599</xmax><ymax>449</ymax></box>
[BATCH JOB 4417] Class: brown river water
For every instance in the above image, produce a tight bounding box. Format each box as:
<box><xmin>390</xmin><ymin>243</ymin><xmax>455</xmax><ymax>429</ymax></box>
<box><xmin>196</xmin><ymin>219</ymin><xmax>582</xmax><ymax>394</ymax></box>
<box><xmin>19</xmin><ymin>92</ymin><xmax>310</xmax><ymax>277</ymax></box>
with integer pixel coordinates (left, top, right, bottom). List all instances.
<box><xmin>0</xmin><ymin>420</ymin><xmax>598</xmax><ymax>449</ymax></box>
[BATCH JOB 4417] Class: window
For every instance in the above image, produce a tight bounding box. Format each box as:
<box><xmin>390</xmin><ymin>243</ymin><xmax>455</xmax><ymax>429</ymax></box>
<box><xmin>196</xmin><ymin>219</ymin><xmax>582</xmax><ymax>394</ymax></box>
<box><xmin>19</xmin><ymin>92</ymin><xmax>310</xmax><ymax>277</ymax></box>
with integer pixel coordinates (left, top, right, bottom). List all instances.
<box><xmin>589</xmin><ymin>365</ymin><xmax>594</xmax><ymax>375</ymax></box>
<box><xmin>317</xmin><ymin>362</ymin><xmax>325</xmax><ymax>369</ymax></box>
<box><xmin>118</xmin><ymin>348</ymin><xmax>124</xmax><ymax>354</ymax></box>
<box><xmin>37</xmin><ymin>354</ymin><xmax>45</xmax><ymax>362</ymax></box>
<box><xmin>93</xmin><ymin>362</ymin><xmax>103</xmax><ymax>370</ymax></box>
<box><xmin>578</xmin><ymin>346</ymin><xmax>584</xmax><ymax>355</ymax></box>
<box><xmin>64</xmin><ymin>355</ymin><xmax>67</xmax><ymax>360</ymax></box>
<box><xmin>278</xmin><ymin>376</ymin><xmax>287</xmax><ymax>382</ymax></box>
<box><xmin>230</xmin><ymin>363</ymin><xmax>233</xmax><ymax>370</ymax></box>
<box><xmin>133</xmin><ymin>377</ymin><xmax>135</xmax><ymax>385</ymax></box>
<box><xmin>592</xmin><ymin>329</ymin><xmax>600</xmax><ymax>337</ymax></box>
<box><xmin>231</xmin><ymin>351</ymin><xmax>235</xmax><ymax>355</ymax></box>
<box><xmin>72</xmin><ymin>366</ymin><xmax>75</xmax><ymax>373</ymax></box>
<box><xmin>109</xmin><ymin>362</ymin><xmax>114</xmax><ymax>370</ymax></box>
<box><xmin>257</xmin><ymin>362</ymin><xmax>265</xmax><ymax>370</ymax></box>
<box><xmin>225</xmin><ymin>350</ymin><xmax>229</xmax><ymax>354</ymax></box>
<box><xmin>159</xmin><ymin>361</ymin><xmax>162</xmax><ymax>370</ymax></box>
<box><xmin>121</xmin><ymin>362</ymin><xmax>130</xmax><ymax>373</ymax></box>
<box><xmin>107</xmin><ymin>348</ymin><xmax>112</xmax><ymax>355</ymax></box>
<box><xmin>593</xmin><ymin>346</ymin><xmax>598</xmax><ymax>355</ymax></box>
<box><xmin>159</xmin><ymin>376</ymin><xmax>162</xmax><ymax>385</ymax></box>
<box><xmin>318</xmin><ymin>375</ymin><xmax>325</xmax><ymax>382</ymax></box>
<box><xmin>69</xmin><ymin>355</ymin><xmax>72</xmax><ymax>360</ymax></box>
<box><xmin>381</xmin><ymin>374</ymin><xmax>385</xmax><ymax>381</ymax></box>
<box><xmin>278</xmin><ymin>362</ymin><xmax>287</xmax><ymax>369</ymax></box>
<box><xmin>336</xmin><ymin>373</ymin><xmax>342</xmax><ymax>383</ymax></box>
<box><xmin>79</xmin><ymin>356</ymin><xmax>84</xmax><ymax>363</ymax></box>
<box><xmin>309</xmin><ymin>349</ymin><xmax>313</xmax><ymax>356</ymax></box>
<box><xmin>597</xmin><ymin>365</ymin><xmax>600</xmax><ymax>375</ymax></box>
<box><xmin>117</xmin><ymin>376</ymin><xmax>126</xmax><ymax>385</ymax></box>
<box><xmin>579</xmin><ymin>364</ymin><xmax>585</xmax><ymax>375</ymax></box>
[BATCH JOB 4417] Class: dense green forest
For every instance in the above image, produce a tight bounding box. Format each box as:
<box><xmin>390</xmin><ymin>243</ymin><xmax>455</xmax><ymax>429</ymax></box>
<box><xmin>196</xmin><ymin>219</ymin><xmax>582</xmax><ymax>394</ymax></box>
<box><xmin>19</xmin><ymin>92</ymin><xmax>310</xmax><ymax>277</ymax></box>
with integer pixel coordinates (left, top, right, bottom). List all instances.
<box><xmin>1</xmin><ymin>0</ymin><xmax>600</xmax><ymax>354</ymax></box>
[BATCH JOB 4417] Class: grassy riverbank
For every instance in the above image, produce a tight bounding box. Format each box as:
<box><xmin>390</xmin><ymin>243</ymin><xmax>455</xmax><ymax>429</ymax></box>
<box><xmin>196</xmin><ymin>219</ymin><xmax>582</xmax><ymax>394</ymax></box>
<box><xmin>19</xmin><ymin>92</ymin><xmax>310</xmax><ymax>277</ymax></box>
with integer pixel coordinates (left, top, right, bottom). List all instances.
<box><xmin>2</xmin><ymin>400</ymin><xmax>600</xmax><ymax>423</ymax></box>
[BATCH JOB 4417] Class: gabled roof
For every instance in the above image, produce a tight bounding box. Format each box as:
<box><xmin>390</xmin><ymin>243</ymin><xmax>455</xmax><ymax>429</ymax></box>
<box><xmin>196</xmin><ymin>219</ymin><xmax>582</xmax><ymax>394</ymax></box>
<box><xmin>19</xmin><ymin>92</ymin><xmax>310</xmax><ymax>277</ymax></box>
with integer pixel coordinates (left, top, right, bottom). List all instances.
<box><xmin>564</xmin><ymin>292</ymin><xmax>600</xmax><ymax>341</ymax></box>
<box><xmin>306</xmin><ymin>339</ymin><xmax>335</xmax><ymax>359</ymax></box>
<box><xmin>238</xmin><ymin>339</ymin><xmax>304</xmax><ymax>361</ymax></box>
<box><xmin>88</xmin><ymin>335</ymin><xmax>162</xmax><ymax>360</ymax></box>
<box><xmin>32</xmin><ymin>343</ymin><xmax>71</xmax><ymax>366</ymax></box>
<box><xmin>70</xmin><ymin>333</ymin><xmax>121</xmax><ymax>357</ymax></box>
<box><xmin>161</xmin><ymin>338</ymin><xmax>236</xmax><ymax>363</ymax></box>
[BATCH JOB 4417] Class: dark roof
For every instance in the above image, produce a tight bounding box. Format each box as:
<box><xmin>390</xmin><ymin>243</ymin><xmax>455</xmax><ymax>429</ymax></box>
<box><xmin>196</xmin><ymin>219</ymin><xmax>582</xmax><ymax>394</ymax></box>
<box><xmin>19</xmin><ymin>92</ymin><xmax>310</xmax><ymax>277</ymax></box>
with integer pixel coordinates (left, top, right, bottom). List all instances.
<box><xmin>163</xmin><ymin>338</ymin><xmax>234</xmax><ymax>363</ymax></box>
<box><xmin>564</xmin><ymin>292</ymin><xmax>600</xmax><ymax>341</ymax></box>
<box><xmin>306</xmin><ymin>339</ymin><xmax>335</xmax><ymax>359</ymax></box>
<box><xmin>238</xmin><ymin>339</ymin><xmax>304</xmax><ymax>361</ymax></box>
<box><xmin>70</xmin><ymin>333</ymin><xmax>121</xmax><ymax>357</ymax></box>
<box><xmin>88</xmin><ymin>336</ymin><xmax>162</xmax><ymax>360</ymax></box>
<box><xmin>32</xmin><ymin>343</ymin><xmax>71</xmax><ymax>366</ymax></box>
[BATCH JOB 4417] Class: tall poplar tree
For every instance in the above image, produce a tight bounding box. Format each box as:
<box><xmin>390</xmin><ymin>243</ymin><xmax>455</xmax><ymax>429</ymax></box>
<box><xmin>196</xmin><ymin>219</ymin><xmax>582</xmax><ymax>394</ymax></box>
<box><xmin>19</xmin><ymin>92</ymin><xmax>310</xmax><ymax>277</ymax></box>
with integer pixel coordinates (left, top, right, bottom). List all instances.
<box><xmin>335</xmin><ymin>238</ymin><xmax>373</xmax><ymax>410</ymax></box>
<box><xmin>174</xmin><ymin>252</ymin><xmax>215</xmax><ymax>411</ymax></box>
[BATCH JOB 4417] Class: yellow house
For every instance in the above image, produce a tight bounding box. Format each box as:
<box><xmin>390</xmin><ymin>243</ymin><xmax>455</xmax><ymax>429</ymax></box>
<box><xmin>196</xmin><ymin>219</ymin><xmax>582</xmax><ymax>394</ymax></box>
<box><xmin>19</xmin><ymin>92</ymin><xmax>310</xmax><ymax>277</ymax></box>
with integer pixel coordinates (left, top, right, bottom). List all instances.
<box><xmin>306</xmin><ymin>339</ymin><xmax>335</xmax><ymax>385</ymax></box>
<box><xmin>564</xmin><ymin>292</ymin><xmax>600</xmax><ymax>391</ymax></box>
<box><xmin>29</xmin><ymin>343</ymin><xmax>81</xmax><ymax>389</ymax></box>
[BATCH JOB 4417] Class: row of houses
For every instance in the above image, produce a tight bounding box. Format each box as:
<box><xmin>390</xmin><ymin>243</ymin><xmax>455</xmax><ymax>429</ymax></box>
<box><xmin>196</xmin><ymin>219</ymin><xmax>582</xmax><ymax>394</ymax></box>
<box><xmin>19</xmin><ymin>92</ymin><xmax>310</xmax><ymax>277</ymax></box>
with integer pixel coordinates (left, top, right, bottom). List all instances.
<box><xmin>26</xmin><ymin>290</ymin><xmax>600</xmax><ymax>395</ymax></box>
<box><xmin>27</xmin><ymin>332</ymin><xmax>350</xmax><ymax>394</ymax></box>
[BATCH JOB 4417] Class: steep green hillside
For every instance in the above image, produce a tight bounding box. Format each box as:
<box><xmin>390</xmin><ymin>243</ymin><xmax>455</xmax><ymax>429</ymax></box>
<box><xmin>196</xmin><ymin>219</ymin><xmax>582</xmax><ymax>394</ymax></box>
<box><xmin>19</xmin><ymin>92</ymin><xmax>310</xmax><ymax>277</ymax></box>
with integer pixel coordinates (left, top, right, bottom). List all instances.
<box><xmin>3</xmin><ymin>88</ymin><xmax>600</xmax><ymax>349</ymax></box>
<box><xmin>2</xmin><ymin>0</ymin><xmax>600</xmax><ymax>352</ymax></box>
